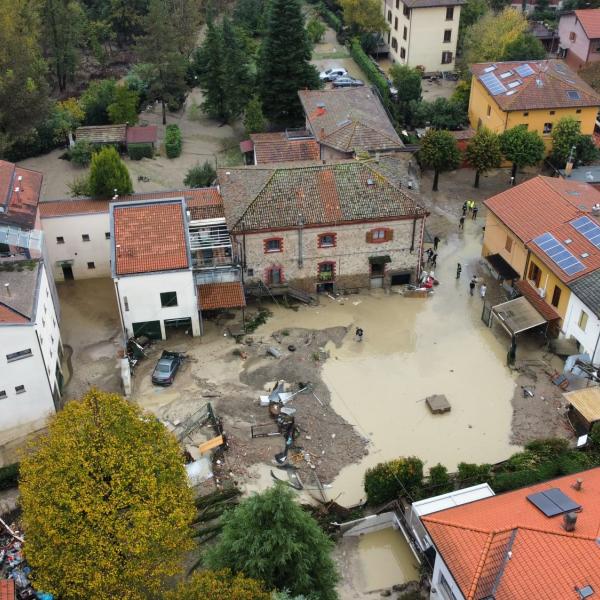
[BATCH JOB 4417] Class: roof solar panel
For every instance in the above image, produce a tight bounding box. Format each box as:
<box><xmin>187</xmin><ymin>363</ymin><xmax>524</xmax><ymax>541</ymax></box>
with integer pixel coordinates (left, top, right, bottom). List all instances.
<box><xmin>527</xmin><ymin>488</ymin><xmax>581</xmax><ymax>517</ymax></box>
<box><xmin>480</xmin><ymin>72</ymin><xmax>507</xmax><ymax>96</ymax></box>
<box><xmin>515</xmin><ymin>64</ymin><xmax>535</xmax><ymax>77</ymax></box>
<box><xmin>533</xmin><ymin>232</ymin><xmax>585</xmax><ymax>276</ymax></box>
<box><xmin>571</xmin><ymin>215</ymin><xmax>600</xmax><ymax>249</ymax></box>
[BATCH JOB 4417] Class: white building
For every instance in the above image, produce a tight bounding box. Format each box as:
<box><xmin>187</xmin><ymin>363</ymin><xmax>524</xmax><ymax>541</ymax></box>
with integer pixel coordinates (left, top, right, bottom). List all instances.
<box><xmin>111</xmin><ymin>198</ymin><xmax>201</xmax><ymax>340</ymax></box>
<box><xmin>0</xmin><ymin>256</ymin><xmax>62</xmax><ymax>442</ymax></box>
<box><xmin>565</xmin><ymin>271</ymin><xmax>600</xmax><ymax>365</ymax></box>
<box><xmin>382</xmin><ymin>0</ymin><xmax>464</xmax><ymax>73</ymax></box>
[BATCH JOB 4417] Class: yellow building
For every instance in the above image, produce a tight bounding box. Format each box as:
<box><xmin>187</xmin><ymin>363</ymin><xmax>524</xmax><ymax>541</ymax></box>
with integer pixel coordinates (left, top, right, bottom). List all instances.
<box><xmin>469</xmin><ymin>60</ymin><xmax>600</xmax><ymax>153</ymax></box>
<box><xmin>482</xmin><ymin>176</ymin><xmax>600</xmax><ymax>326</ymax></box>
<box><xmin>382</xmin><ymin>0</ymin><xmax>464</xmax><ymax>73</ymax></box>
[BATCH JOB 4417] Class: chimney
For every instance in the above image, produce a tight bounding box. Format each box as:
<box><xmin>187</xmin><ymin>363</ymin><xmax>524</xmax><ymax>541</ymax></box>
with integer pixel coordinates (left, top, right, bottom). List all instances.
<box><xmin>4</xmin><ymin>283</ymin><xmax>10</xmax><ymax>297</ymax></box>
<box><xmin>563</xmin><ymin>511</ymin><xmax>577</xmax><ymax>532</ymax></box>
<box><xmin>592</xmin><ymin>203</ymin><xmax>600</xmax><ymax>216</ymax></box>
<box><xmin>573</xmin><ymin>478</ymin><xmax>583</xmax><ymax>491</ymax></box>
<box><xmin>225</xmin><ymin>171</ymin><xmax>231</xmax><ymax>183</ymax></box>
<box><xmin>320</xmin><ymin>127</ymin><xmax>325</xmax><ymax>138</ymax></box>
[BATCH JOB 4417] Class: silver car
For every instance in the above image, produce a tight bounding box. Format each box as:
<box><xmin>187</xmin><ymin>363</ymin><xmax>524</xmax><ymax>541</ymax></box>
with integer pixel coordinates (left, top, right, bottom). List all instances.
<box><xmin>332</xmin><ymin>77</ymin><xmax>365</xmax><ymax>88</ymax></box>
<box><xmin>319</xmin><ymin>67</ymin><xmax>348</xmax><ymax>82</ymax></box>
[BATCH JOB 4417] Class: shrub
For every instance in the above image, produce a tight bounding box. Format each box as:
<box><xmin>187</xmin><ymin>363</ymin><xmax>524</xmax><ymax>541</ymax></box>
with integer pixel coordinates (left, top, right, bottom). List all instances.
<box><xmin>428</xmin><ymin>463</ymin><xmax>453</xmax><ymax>494</ymax></box>
<box><xmin>491</xmin><ymin>469</ymin><xmax>545</xmax><ymax>493</ymax></box>
<box><xmin>128</xmin><ymin>142</ymin><xmax>154</xmax><ymax>160</ymax></box>
<box><xmin>165</xmin><ymin>124</ymin><xmax>182</xmax><ymax>158</ymax></box>
<box><xmin>88</xmin><ymin>146</ymin><xmax>133</xmax><ymax>197</ymax></box>
<box><xmin>349</xmin><ymin>39</ymin><xmax>389</xmax><ymax>103</ymax></box>
<box><xmin>307</xmin><ymin>17</ymin><xmax>327</xmax><ymax>43</ymax></box>
<box><xmin>184</xmin><ymin>161</ymin><xmax>217</xmax><ymax>187</ymax></box>
<box><xmin>456</xmin><ymin>462</ymin><xmax>492</xmax><ymax>487</ymax></box>
<box><xmin>69</xmin><ymin>140</ymin><xmax>95</xmax><ymax>167</ymax></box>
<box><xmin>68</xmin><ymin>175</ymin><xmax>91</xmax><ymax>197</ymax></box>
<box><xmin>364</xmin><ymin>457</ymin><xmax>424</xmax><ymax>505</ymax></box>
<box><xmin>525</xmin><ymin>438</ymin><xmax>570</xmax><ymax>461</ymax></box>
<box><xmin>316</xmin><ymin>2</ymin><xmax>342</xmax><ymax>31</ymax></box>
<box><xmin>0</xmin><ymin>463</ymin><xmax>19</xmax><ymax>490</ymax></box>
<box><xmin>590</xmin><ymin>422</ymin><xmax>600</xmax><ymax>447</ymax></box>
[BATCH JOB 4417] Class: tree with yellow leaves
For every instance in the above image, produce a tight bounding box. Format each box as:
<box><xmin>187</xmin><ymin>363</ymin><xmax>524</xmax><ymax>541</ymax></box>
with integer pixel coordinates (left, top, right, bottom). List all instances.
<box><xmin>19</xmin><ymin>389</ymin><xmax>195</xmax><ymax>600</ymax></box>
<box><xmin>165</xmin><ymin>569</ymin><xmax>271</xmax><ymax>600</ymax></box>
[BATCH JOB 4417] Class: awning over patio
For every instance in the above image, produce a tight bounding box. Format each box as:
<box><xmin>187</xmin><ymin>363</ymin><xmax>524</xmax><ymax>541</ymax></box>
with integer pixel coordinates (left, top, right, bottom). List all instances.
<box><xmin>491</xmin><ymin>296</ymin><xmax>547</xmax><ymax>336</ymax></box>
<box><xmin>198</xmin><ymin>281</ymin><xmax>246</xmax><ymax>310</ymax></box>
<box><xmin>563</xmin><ymin>387</ymin><xmax>600</xmax><ymax>428</ymax></box>
<box><xmin>515</xmin><ymin>280</ymin><xmax>561</xmax><ymax>322</ymax></box>
<box><xmin>484</xmin><ymin>253</ymin><xmax>520</xmax><ymax>281</ymax></box>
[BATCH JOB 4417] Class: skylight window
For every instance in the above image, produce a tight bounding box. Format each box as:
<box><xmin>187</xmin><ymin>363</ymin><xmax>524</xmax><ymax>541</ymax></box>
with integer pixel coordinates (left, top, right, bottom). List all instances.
<box><xmin>507</xmin><ymin>80</ymin><xmax>522</xmax><ymax>89</ymax></box>
<box><xmin>499</xmin><ymin>71</ymin><xmax>513</xmax><ymax>79</ymax></box>
<box><xmin>567</xmin><ymin>90</ymin><xmax>581</xmax><ymax>100</ymax></box>
<box><xmin>483</xmin><ymin>65</ymin><xmax>497</xmax><ymax>73</ymax></box>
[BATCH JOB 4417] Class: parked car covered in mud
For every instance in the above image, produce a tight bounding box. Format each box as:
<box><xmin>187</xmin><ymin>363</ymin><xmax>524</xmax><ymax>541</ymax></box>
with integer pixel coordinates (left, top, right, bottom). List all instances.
<box><xmin>151</xmin><ymin>350</ymin><xmax>184</xmax><ymax>385</ymax></box>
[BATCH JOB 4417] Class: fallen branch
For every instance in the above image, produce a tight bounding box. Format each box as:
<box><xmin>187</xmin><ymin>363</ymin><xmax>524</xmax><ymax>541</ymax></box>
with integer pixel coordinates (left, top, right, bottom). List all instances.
<box><xmin>0</xmin><ymin>516</ymin><xmax>24</xmax><ymax>543</ymax></box>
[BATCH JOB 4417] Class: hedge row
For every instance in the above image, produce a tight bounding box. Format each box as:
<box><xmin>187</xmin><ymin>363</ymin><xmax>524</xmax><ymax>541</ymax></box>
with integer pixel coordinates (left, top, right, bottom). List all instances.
<box><xmin>0</xmin><ymin>463</ymin><xmax>19</xmax><ymax>490</ymax></box>
<box><xmin>165</xmin><ymin>124</ymin><xmax>182</xmax><ymax>159</ymax></box>
<box><xmin>364</xmin><ymin>438</ymin><xmax>600</xmax><ymax>505</ymax></box>
<box><xmin>315</xmin><ymin>2</ymin><xmax>342</xmax><ymax>32</ymax></box>
<box><xmin>349</xmin><ymin>39</ymin><xmax>390</xmax><ymax>104</ymax></box>
<box><xmin>128</xmin><ymin>142</ymin><xmax>154</xmax><ymax>161</ymax></box>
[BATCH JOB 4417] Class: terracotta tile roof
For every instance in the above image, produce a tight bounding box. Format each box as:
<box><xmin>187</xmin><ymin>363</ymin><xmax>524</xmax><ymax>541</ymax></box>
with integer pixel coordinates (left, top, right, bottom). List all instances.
<box><xmin>0</xmin><ymin>160</ymin><xmax>42</xmax><ymax>230</ymax></box>
<box><xmin>113</xmin><ymin>200</ymin><xmax>190</xmax><ymax>276</ymax></box>
<box><xmin>527</xmin><ymin>219</ymin><xmax>600</xmax><ymax>283</ymax></box>
<box><xmin>126</xmin><ymin>125</ymin><xmax>157</xmax><ymax>144</ymax></box>
<box><xmin>186</xmin><ymin>187</ymin><xmax>224</xmax><ymax>220</ymax></box>
<box><xmin>298</xmin><ymin>88</ymin><xmax>403</xmax><ymax>153</ymax></box>
<box><xmin>250</xmin><ymin>132</ymin><xmax>320</xmax><ymax>164</ymax></box>
<box><xmin>0</xmin><ymin>580</ymin><xmax>15</xmax><ymax>600</ymax></box>
<box><xmin>75</xmin><ymin>124</ymin><xmax>127</xmax><ymax>144</ymax></box>
<box><xmin>0</xmin><ymin>303</ymin><xmax>28</xmax><ymax>324</ymax></box>
<box><xmin>575</xmin><ymin>9</ymin><xmax>600</xmax><ymax>39</ymax></box>
<box><xmin>484</xmin><ymin>176</ymin><xmax>600</xmax><ymax>242</ymax></box>
<box><xmin>471</xmin><ymin>60</ymin><xmax>600</xmax><ymax>111</ymax></box>
<box><xmin>423</xmin><ymin>467</ymin><xmax>600</xmax><ymax>600</ymax></box>
<box><xmin>515</xmin><ymin>279</ymin><xmax>561</xmax><ymax>320</ymax></box>
<box><xmin>218</xmin><ymin>161</ymin><xmax>425</xmax><ymax>233</ymax></box>
<box><xmin>198</xmin><ymin>282</ymin><xmax>246</xmax><ymax>310</ymax></box>
<box><xmin>40</xmin><ymin>188</ymin><xmax>221</xmax><ymax>218</ymax></box>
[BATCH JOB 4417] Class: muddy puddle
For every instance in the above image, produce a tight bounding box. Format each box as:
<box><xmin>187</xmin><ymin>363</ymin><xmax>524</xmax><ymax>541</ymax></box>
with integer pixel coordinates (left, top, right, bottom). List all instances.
<box><xmin>258</xmin><ymin>229</ymin><xmax>520</xmax><ymax>506</ymax></box>
<box><xmin>357</xmin><ymin>528</ymin><xmax>419</xmax><ymax>592</ymax></box>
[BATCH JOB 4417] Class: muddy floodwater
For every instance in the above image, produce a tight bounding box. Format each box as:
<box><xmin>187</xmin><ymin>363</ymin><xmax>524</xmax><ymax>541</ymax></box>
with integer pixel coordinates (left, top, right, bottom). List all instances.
<box><xmin>259</xmin><ymin>229</ymin><xmax>520</xmax><ymax>506</ymax></box>
<box><xmin>357</xmin><ymin>528</ymin><xmax>419</xmax><ymax>592</ymax></box>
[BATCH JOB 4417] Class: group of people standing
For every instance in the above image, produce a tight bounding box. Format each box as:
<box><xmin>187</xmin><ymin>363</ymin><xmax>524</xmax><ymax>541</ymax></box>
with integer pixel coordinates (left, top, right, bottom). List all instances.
<box><xmin>459</xmin><ymin>200</ymin><xmax>478</xmax><ymax>230</ymax></box>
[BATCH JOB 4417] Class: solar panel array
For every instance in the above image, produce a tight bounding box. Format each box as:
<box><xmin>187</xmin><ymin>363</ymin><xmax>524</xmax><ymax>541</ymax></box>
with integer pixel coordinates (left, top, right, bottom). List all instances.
<box><xmin>527</xmin><ymin>488</ymin><xmax>581</xmax><ymax>517</ymax></box>
<box><xmin>571</xmin><ymin>215</ymin><xmax>600</xmax><ymax>248</ymax></box>
<box><xmin>533</xmin><ymin>232</ymin><xmax>585</xmax><ymax>276</ymax></box>
<box><xmin>515</xmin><ymin>63</ymin><xmax>535</xmax><ymax>77</ymax></box>
<box><xmin>480</xmin><ymin>72</ymin><xmax>507</xmax><ymax>96</ymax></box>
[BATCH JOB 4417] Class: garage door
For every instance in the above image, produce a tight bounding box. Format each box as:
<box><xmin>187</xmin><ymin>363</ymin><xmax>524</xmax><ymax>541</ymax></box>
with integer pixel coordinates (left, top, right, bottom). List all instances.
<box><xmin>132</xmin><ymin>320</ymin><xmax>162</xmax><ymax>339</ymax></box>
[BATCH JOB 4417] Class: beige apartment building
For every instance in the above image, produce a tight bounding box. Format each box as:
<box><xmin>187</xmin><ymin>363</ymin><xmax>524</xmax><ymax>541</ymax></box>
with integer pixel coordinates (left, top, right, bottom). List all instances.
<box><xmin>382</xmin><ymin>0</ymin><xmax>464</xmax><ymax>73</ymax></box>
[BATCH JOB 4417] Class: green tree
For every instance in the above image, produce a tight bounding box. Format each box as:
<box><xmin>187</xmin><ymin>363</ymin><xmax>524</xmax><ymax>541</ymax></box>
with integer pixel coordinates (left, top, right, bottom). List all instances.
<box><xmin>502</xmin><ymin>33</ymin><xmax>546</xmax><ymax>61</ymax></box>
<box><xmin>389</xmin><ymin>64</ymin><xmax>421</xmax><ymax>124</ymax></box>
<box><xmin>499</xmin><ymin>124</ymin><xmax>545</xmax><ymax>183</ymax></box>
<box><xmin>233</xmin><ymin>0</ymin><xmax>269</xmax><ymax>35</ymax></box>
<box><xmin>258</xmin><ymin>0</ymin><xmax>321</xmax><ymax>125</ymax></box>
<box><xmin>52</xmin><ymin>98</ymin><xmax>85</xmax><ymax>144</ymax></box>
<box><xmin>205</xmin><ymin>485</ymin><xmax>338</xmax><ymax>600</ymax></box>
<box><xmin>451</xmin><ymin>80</ymin><xmax>471</xmax><ymax>114</ymax></box>
<box><xmin>418</xmin><ymin>129</ymin><xmax>461</xmax><ymax>191</ymax></box>
<box><xmin>197</xmin><ymin>23</ymin><xmax>226</xmax><ymax>119</ymax></box>
<box><xmin>165</xmin><ymin>570</ymin><xmax>270</xmax><ymax>600</ymax></box>
<box><xmin>244</xmin><ymin>96</ymin><xmax>267</xmax><ymax>135</ymax></box>
<box><xmin>462</xmin><ymin>8</ymin><xmax>528</xmax><ymax>66</ymax></box>
<box><xmin>167</xmin><ymin>0</ymin><xmax>203</xmax><ymax>56</ymax></box>
<box><xmin>458</xmin><ymin>0</ymin><xmax>488</xmax><ymax>52</ymax></box>
<box><xmin>41</xmin><ymin>0</ymin><xmax>86</xmax><ymax>91</ymax></box>
<box><xmin>69</xmin><ymin>140</ymin><xmax>94</xmax><ymax>166</ymax></box>
<box><xmin>80</xmin><ymin>79</ymin><xmax>117</xmax><ymax>125</ymax></box>
<box><xmin>0</xmin><ymin>0</ymin><xmax>50</xmax><ymax>155</ymax></box>
<box><xmin>364</xmin><ymin>457</ymin><xmax>425</xmax><ymax>505</ymax></box>
<box><xmin>184</xmin><ymin>161</ymin><xmax>217</xmax><ymax>187</ymax></box>
<box><xmin>428</xmin><ymin>463</ymin><xmax>453</xmax><ymax>495</ymax></box>
<box><xmin>306</xmin><ymin>17</ymin><xmax>326</xmax><ymax>44</ymax></box>
<box><xmin>88</xmin><ymin>146</ymin><xmax>133</xmax><ymax>196</ymax></box>
<box><xmin>108</xmin><ymin>0</ymin><xmax>149</xmax><ymax>46</ymax></box>
<box><xmin>107</xmin><ymin>85</ymin><xmax>140</xmax><ymax>124</ymax></box>
<box><xmin>339</xmin><ymin>0</ymin><xmax>388</xmax><ymax>34</ymax></box>
<box><xmin>19</xmin><ymin>389</ymin><xmax>195</xmax><ymax>600</ymax></box>
<box><xmin>465</xmin><ymin>128</ymin><xmax>502</xmax><ymax>187</ymax></box>
<box><xmin>136</xmin><ymin>0</ymin><xmax>189</xmax><ymax>124</ymax></box>
<box><xmin>410</xmin><ymin>97</ymin><xmax>467</xmax><ymax>129</ymax></box>
<box><xmin>549</xmin><ymin>116</ymin><xmax>599</xmax><ymax>167</ymax></box>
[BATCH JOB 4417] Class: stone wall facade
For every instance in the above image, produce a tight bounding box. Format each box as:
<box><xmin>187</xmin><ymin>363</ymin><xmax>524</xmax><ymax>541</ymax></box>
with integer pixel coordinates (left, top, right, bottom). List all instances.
<box><xmin>236</xmin><ymin>217</ymin><xmax>425</xmax><ymax>293</ymax></box>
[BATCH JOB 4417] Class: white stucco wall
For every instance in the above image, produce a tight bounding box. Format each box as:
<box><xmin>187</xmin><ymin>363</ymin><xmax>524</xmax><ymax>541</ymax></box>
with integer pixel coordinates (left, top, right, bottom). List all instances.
<box><xmin>431</xmin><ymin>556</ymin><xmax>466</xmax><ymax>600</ymax></box>
<box><xmin>563</xmin><ymin>292</ymin><xmax>600</xmax><ymax>365</ymax></box>
<box><xmin>41</xmin><ymin>211</ymin><xmax>111</xmax><ymax>280</ymax></box>
<box><xmin>383</xmin><ymin>0</ymin><xmax>461</xmax><ymax>72</ymax></box>
<box><xmin>114</xmin><ymin>269</ymin><xmax>201</xmax><ymax>339</ymax></box>
<box><xmin>0</xmin><ymin>264</ymin><xmax>61</xmax><ymax>442</ymax></box>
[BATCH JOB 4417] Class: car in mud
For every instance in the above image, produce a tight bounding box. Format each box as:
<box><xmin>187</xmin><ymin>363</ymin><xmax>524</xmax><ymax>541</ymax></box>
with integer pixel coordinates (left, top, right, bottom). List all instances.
<box><xmin>151</xmin><ymin>350</ymin><xmax>184</xmax><ymax>386</ymax></box>
<box><xmin>319</xmin><ymin>67</ymin><xmax>347</xmax><ymax>82</ymax></box>
<box><xmin>332</xmin><ymin>76</ymin><xmax>364</xmax><ymax>88</ymax></box>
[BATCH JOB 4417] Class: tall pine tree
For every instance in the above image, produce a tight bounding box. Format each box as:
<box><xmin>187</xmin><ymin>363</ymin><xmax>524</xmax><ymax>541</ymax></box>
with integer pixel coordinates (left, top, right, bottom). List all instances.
<box><xmin>198</xmin><ymin>22</ymin><xmax>226</xmax><ymax>120</ymax></box>
<box><xmin>258</xmin><ymin>0</ymin><xmax>320</xmax><ymax>125</ymax></box>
